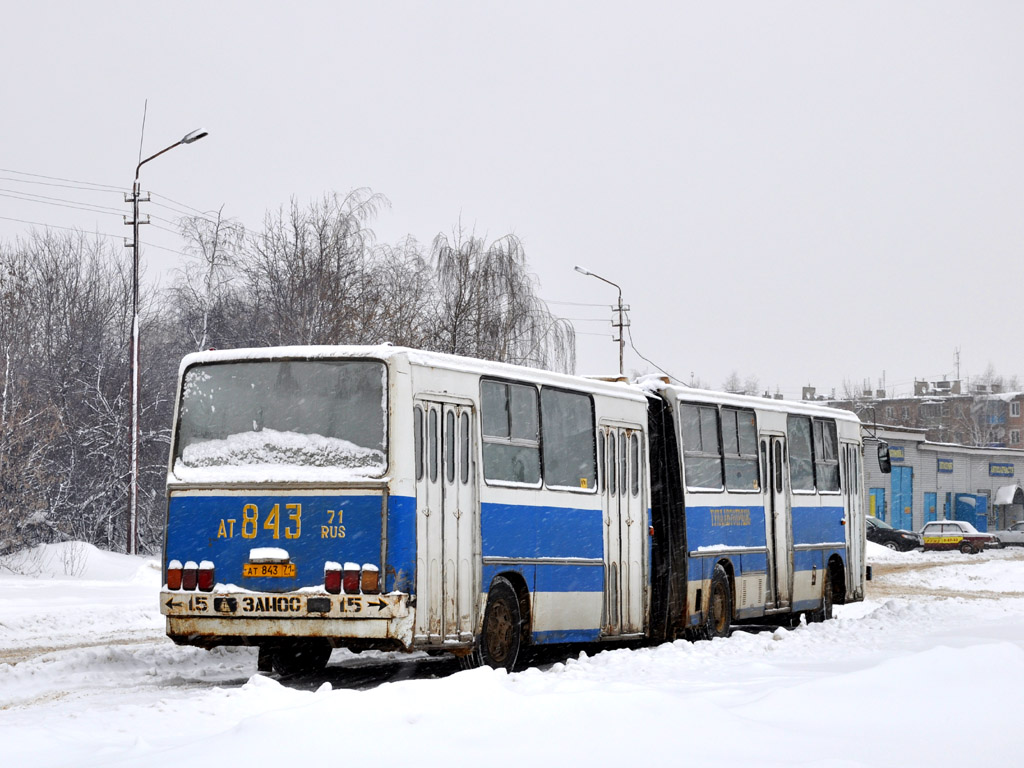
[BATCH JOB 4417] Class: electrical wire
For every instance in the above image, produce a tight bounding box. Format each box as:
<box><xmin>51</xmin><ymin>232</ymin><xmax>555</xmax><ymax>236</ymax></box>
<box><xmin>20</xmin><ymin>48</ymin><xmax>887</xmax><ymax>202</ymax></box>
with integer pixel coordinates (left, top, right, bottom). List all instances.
<box><xmin>626</xmin><ymin>322</ymin><xmax>686</xmax><ymax>384</ymax></box>
<box><xmin>0</xmin><ymin>167</ymin><xmax>126</xmax><ymax>192</ymax></box>
<box><xmin>0</xmin><ymin>214</ymin><xmax>188</xmax><ymax>257</ymax></box>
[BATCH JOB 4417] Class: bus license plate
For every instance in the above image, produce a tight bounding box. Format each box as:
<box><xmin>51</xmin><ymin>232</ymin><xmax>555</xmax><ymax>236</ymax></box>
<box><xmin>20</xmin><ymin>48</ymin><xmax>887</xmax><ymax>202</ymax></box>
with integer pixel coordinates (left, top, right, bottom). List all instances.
<box><xmin>243</xmin><ymin>562</ymin><xmax>296</xmax><ymax>578</ymax></box>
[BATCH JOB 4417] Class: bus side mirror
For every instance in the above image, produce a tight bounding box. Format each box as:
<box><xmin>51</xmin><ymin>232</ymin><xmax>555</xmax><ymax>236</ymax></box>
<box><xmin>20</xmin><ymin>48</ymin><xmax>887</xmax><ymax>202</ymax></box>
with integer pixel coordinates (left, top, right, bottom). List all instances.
<box><xmin>877</xmin><ymin>442</ymin><xmax>892</xmax><ymax>474</ymax></box>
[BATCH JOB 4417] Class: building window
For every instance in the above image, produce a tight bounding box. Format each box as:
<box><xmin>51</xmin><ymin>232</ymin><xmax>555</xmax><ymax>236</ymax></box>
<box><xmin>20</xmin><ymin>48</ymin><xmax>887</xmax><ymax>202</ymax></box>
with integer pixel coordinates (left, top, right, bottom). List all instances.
<box><xmin>901</xmin><ymin>406</ymin><xmax>909</xmax><ymax>419</ymax></box>
<box><xmin>1012</xmin><ymin>430</ymin><xmax>1021</xmax><ymax>445</ymax></box>
<box><xmin>1013</xmin><ymin>402</ymin><xmax>1022</xmax><ymax>418</ymax></box>
<box><xmin>885</xmin><ymin>406</ymin><xmax>894</xmax><ymax>419</ymax></box>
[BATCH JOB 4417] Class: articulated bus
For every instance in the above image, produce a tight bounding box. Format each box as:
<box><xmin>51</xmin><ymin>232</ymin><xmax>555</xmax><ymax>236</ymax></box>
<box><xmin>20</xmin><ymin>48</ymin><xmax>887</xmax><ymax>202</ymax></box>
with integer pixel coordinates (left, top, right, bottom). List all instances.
<box><xmin>160</xmin><ymin>346</ymin><xmax>872</xmax><ymax>673</ymax></box>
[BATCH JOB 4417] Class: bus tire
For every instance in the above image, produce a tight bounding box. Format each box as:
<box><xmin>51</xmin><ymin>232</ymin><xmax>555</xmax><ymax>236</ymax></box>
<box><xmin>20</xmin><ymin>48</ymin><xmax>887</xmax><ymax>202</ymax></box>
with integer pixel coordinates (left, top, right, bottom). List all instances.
<box><xmin>479</xmin><ymin>576</ymin><xmax>523</xmax><ymax>671</ymax></box>
<box><xmin>809</xmin><ymin>567</ymin><xmax>833</xmax><ymax>623</ymax></box>
<box><xmin>705</xmin><ymin>564</ymin><xmax>732</xmax><ymax>639</ymax></box>
<box><xmin>270</xmin><ymin>639</ymin><xmax>332</xmax><ymax>676</ymax></box>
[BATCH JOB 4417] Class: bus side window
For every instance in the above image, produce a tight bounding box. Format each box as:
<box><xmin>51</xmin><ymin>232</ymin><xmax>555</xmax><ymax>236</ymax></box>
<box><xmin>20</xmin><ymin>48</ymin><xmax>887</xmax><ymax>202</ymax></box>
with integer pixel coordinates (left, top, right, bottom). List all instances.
<box><xmin>429</xmin><ymin>407</ymin><xmax>438</xmax><ymax>482</ymax></box>
<box><xmin>608</xmin><ymin>433</ymin><xmax>617</xmax><ymax>496</ymax></box>
<box><xmin>680</xmin><ymin>403</ymin><xmax>724</xmax><ymax>490</ymax></box>
<box><xmin>813</xmin><ymin>419</ymin><xmax>840</xmax><ymax>492</ymax></box>
<box><xmin>460</xmin><ymin>411</ymin><xmax>470</xmax><ymax>484</ymax></box>
<box><xmin>619</xmin><ymin>432</ymin><xmax>627</xmax><ymax>497</ymax></box>
<box><xmin>597</xmin><ymin>428</ymin><xmax>605</xmax><ymax>492</ymax></box>
<box><xmin>630</xmin><ymin>433</ymin><xmax>640</xmax><ymax>497</ymax></box>
<box><xmin>445</xmin><ymin>410</ymin><xmax>456</xmax><ymax>484</ymax></box>
<box><xmin>414</xmin><ymin>406</ymin><xmax>424</xmax><ymax>481</ymax></box>
<box><xmin>787</xmin><ymin>415</ymin><xmax>815</xmax><ymax>492</ymax></box>
<box><xmin>759</xmin><ymin>439</ymin><xmax>768</xmax><ymax>490</ymax></box>
<box><xmin>480</xmin><ymin>379</ymin><xmax>541</xmax><ymax>485</ymax></box>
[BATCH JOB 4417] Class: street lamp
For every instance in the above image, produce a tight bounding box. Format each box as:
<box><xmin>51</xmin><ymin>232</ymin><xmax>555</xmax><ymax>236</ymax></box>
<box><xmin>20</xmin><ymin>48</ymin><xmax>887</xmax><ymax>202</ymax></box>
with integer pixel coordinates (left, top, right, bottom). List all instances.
<box><xmin>124</xmin><ymin>128</ymin><xmax>208</xmax><ymax>554</ymax></box>
<box><xmin>574</xmin><ymin>265</ymin><xmax>628</xmax><ymax>377</ymax></box>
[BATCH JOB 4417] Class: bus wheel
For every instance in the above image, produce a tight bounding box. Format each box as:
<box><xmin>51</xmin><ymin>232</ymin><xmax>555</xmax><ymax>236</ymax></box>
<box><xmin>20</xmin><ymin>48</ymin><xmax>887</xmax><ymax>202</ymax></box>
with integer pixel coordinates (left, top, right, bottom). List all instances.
<box><xmin>479</xmin><ymin>577</ymin><xmax>523</xmax><ymax>671</ymax></box>
<box><xmin>270</xmin><ymin>639</ymin><xmax>332</xmax><ymax>676</ymax></box>
<box><xmin>705</xmin><ymin>565</ymin><xmax>732</xmax><ymax>639</ymax></box>
<box><xmin>809</xmin><ymin>568</ymin><xmax>833</xmax><ymax>623</ymax></box>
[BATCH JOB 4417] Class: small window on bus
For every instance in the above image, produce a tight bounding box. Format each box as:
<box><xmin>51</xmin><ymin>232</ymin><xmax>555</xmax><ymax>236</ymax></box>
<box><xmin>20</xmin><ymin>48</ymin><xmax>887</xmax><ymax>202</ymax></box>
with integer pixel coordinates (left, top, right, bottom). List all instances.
<box><xmin>480</xmin><ymin>379</ymin><xmax>541</xmax><ymax>485</ymax></box>
<box><xmin>460</xmin><ymin>411</ymin><xmax>470</xmax><ymax>484</ymax></box>
<box><xmin>680</xmin><ymin>403</ymin><xmax>723</xmax><ymax>490</ymax></box>
<box><xmin>630</xmin><ymin>433</ymin><xmax>640</xmax><ymax>497</ymax></box>
<box><xmin>608</xmin><ymin>432</ymin><xmax>617</xmax><ymax>496</ymax></box>
<box><xmin>429</xmin><ymin>407</ymin><xmax>438</xmax><ymax>482</ymax></box>
<box><xmin>722</xmin><ymin>408</ymin><xmax>759</xmax><ymax>491</ymax></box>
<box><xmin>414</xmin><ymin>406</ymin><xmax>424</xmax><ymax>481</ymax></box>
<box><xmin>787</xmin><ymin>415</ymin><xmax>815</xmax><ymax>492</ymax></box>
<box><xmin>445</xmin><ymin>410</ymin><xmax>456</xmax><ymax>484</ymax></box>
<box><xmin>619</xmin><ymin>432</ymin><xmax>627</xmax><ymax>497</ymax></box>
<box><xmin>540</xmin><ymin>387</ymin><xmax>596</xmax><ymax>491</ymax></box>
<box><xmin>597</xmin><ymin>429</ymin><xmax>605</xmax><ymax>492</ymax></box>
<box><xmin>813</xmin><ymin>419</ymin><xmax>840</xmax><ymax>492</ymax></box>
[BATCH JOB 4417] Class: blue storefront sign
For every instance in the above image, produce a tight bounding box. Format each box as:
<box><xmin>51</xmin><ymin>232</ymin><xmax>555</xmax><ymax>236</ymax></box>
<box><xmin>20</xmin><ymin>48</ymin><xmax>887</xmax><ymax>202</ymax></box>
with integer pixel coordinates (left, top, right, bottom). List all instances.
<box><xmin>937</xmin><ymin>458</ymin><xmax>954</xmax><ymax>474</ymax></box>
<box><xmin>889</xmin><ymin>446</ymin><xmax>905</xmax><ymax>463</ymax></box>
<box><xmin>989</xmin><ymin>462</ymin><xmax>1015</xmax><ymax>478</ymax></box>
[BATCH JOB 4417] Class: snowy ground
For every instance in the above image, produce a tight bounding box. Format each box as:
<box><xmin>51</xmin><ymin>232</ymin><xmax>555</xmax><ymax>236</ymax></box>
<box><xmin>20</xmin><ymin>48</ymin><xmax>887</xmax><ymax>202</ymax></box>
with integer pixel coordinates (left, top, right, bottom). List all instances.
<box><xmin>3</xmin><ymin>541</ymin><xmax>1024</xmax><ymax>767</ymax></box>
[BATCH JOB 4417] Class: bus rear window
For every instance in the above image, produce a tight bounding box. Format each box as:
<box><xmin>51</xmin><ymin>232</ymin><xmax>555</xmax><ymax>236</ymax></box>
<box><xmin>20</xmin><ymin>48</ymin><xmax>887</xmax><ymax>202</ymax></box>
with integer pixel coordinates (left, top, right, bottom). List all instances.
<box><xmin>175</xmin><ymin>360</ymin><xmax>386</xmax><ymax>475</ymax></box>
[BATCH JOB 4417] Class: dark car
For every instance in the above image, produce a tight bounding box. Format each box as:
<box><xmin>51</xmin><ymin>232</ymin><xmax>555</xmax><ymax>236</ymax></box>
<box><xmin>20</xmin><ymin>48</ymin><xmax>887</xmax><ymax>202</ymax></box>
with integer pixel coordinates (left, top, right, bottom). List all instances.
<box><xmin>919</xmin><ymin>520</ymin><xmax>995</xmax><ymax>554</ymax></box>
<box><xmin>866</xmin><ymin>516</ymin><xmax>922</xmax><ymax>551</ymax></box>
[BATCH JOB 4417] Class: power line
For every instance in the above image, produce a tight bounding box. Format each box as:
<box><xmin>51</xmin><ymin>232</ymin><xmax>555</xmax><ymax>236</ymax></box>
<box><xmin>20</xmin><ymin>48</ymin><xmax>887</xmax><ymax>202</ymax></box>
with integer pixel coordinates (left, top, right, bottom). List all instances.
<box><xmin>0</xmin><ymin>214</ymin><xmax>188</xmax><ymax>257</ymax></box>
<box><xmin>626</xmin><ymin>323</ymin><xmax>685</xmax><ymax>384</ymax></box>
<box><xmin>547</xmin><ymin>299</ymin><xmax>609</xmax><ymax>308</ymax></box>
<box><xmin>0</xmin><ymin>167</ymin><xmax>126</xmax><ymax>192</ymax></box>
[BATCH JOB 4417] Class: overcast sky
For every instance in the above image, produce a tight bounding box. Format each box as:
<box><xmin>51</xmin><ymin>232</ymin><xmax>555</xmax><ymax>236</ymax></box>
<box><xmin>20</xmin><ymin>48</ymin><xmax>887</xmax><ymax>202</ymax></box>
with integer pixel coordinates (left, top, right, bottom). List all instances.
<box><xmin>2</xmin><ymin>2</ymin><xmax>1022</xmax><ymax>398</ymax></box>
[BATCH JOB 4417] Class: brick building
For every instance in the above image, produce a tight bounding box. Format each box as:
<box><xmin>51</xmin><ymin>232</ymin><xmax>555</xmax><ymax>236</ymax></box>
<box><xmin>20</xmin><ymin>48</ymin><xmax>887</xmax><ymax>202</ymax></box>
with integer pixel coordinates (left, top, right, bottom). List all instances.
<box><xmin>808</xmin><ymin>379</ymin><xmax>1024</xmax><ymax>450</ymax></box>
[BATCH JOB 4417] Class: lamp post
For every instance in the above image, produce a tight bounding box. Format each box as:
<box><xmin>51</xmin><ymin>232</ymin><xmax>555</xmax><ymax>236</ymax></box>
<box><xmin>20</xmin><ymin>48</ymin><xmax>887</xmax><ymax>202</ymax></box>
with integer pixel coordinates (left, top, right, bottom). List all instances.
<box><xmin>124</xmin><ymin>128</ymin><xmax>207</xmax><ymax>555</ymax></box>
<box><xmin>574</xmin><ymin>265</ymin><xmax>628</xmax><ymax>378</ymax></box>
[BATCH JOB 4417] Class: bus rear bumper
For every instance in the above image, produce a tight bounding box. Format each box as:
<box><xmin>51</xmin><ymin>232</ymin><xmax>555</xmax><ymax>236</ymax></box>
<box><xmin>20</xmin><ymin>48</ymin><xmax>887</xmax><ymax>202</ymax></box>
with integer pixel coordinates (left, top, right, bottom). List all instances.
<box><xmin>161</xmin><ymin>590</ymin><xmax>414</xmax><ymax>650</ymax></box>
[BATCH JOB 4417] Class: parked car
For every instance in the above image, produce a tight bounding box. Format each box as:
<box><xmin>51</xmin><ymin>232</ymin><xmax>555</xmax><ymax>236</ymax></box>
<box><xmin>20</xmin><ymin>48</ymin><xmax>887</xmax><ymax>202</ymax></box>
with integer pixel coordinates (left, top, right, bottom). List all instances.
<box><xmin>991</xmin><ymin>521</ymin><xmax>1024</xmax><ymax>548</ymax></box>
<box><xmin>919</xmin><ymin>520</ymin><xmax>995</xmax><ymax>554</ymax></box>
<box><xmin>866</xmin><ymin>516</ymin><xmax>922</xmax><ymax>551</ymax></box>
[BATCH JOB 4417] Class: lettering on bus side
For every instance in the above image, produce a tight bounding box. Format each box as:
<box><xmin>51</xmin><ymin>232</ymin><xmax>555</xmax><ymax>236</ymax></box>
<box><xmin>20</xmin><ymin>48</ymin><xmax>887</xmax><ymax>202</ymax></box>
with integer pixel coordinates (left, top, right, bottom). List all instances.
<box><xmin>709</xmin><ymin>508</ymin><xmax>752</xmax><ymax>527</ymax></box>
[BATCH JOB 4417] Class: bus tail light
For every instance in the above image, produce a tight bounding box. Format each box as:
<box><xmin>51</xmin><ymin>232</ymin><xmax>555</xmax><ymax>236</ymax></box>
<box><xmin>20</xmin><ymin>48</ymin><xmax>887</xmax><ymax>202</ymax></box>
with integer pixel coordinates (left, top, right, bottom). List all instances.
<box><xmin>343</xmin><ymin>562</ymin><xmax>361</xmax><ymax>594</ymax></box>
<box><xmin>198</xmin><ymin>561</ymin><xmax>215</xmax><ymax>592</ymax></box>
<box><xmin>325</xmin><ymin>561</ymin><xmax>342</xmax><ymax>594</ymax></box>
<box><xmin>166</xmin><ymin>560</ymin><xmax>183</xmax><ymax>590</ymax></box>
<box><xmin>361</xmin><ymin>564</ymin><xmax>380</xmax><ymax>594</ymax></box>
<box><xmin>182</xmin><ymin>561</ymin><xmax>198</xmax><ymax>591</ymax></box>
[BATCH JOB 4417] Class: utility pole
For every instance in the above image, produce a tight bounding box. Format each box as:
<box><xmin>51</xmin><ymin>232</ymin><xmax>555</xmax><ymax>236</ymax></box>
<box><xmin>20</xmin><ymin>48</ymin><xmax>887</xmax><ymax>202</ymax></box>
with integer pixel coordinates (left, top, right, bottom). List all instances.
<box><xmin>123</xmin><ymin>128</ymin><xmax>208</xmax><ymax>555</ymax></box>
<box><xmin>574</xmin><ymin>265</ymin><xmax>629</xmax><ymax>377</ymax></box>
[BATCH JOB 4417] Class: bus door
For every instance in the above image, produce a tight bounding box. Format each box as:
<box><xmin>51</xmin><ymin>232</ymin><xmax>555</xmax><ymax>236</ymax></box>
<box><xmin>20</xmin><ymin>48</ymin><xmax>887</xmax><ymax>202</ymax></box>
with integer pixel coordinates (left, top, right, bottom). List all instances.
<box><xmin>761</xmin><ymin>434</ymin><xmax>792</xmax><ymax>609</ymax></box>
<box><xmin>842</xmin><ymin>442</ymin><xmax>863</xmax><ymax>596</ymax></box>
<box><xmin>600</xmin><ymin>423</ymin><xmax>646</xmax><ymax>636</ymax></box>
<box><xmin>414</xmin><ymin>400</ymin><xmax>477</xmax><ymax>646</ymax></box>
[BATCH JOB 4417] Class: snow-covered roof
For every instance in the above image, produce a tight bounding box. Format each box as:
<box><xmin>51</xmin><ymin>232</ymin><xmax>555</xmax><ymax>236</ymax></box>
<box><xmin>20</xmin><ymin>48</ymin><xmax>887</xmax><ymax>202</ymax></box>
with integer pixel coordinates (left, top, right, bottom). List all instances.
<box><xmin>995</xmin><ymin>485</ymin><xmax>1023</xmax><ymax>506</ymax></box>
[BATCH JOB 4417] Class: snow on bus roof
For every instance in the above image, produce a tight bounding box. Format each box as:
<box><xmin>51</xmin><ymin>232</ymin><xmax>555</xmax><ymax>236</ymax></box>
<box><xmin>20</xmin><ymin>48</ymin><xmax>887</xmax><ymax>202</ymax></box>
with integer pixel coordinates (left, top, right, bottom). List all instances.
<box><xmin>178</xmin><ymin>345</ymin><xmax>650</xmax><ymax>402</ymax></box>
<box><xmin>643</xmin><ymin>380</ymin><xmax>861</xmax><ymax>424</ymax></box>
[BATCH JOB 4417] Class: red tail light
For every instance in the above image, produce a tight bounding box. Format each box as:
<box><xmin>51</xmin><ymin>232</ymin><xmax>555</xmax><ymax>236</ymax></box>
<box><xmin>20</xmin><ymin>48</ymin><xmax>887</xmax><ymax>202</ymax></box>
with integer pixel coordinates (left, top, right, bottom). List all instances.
<box><xmin>198</xmin><ymin>561</ymin><xmax>215</xmax><ymax>592</ymax></box>
<box><xmin>166</xmin><ymin>559</ymin><xmax>183</xmax><ymax>590</ymax></box>
<box><xmin>325</xmin><ymin>561</ymin><xmax>342</xmax><ymax>594</ymax></box>
<box><xmin>182</xmin><ymin>561</ymin><xmax>198</xmax><ymax>591</ymax></box>
<box><xmin>343</xmin><ymin>562</ymin><xmax>361</xmax><ymax>594</ymax></box>
<box><xmin>361</xmin><ymin>564</ymin><xmax>380</xmax><ymax>594</ymax></box>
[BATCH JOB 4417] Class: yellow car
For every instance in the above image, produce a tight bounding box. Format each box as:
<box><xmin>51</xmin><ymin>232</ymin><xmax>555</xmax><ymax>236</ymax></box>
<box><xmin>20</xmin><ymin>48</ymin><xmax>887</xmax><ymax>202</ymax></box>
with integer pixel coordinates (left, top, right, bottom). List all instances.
<box><xmin>919</xmin><ymin>520</ymin><xmax>995</xmax><ymax>554</ymax></box>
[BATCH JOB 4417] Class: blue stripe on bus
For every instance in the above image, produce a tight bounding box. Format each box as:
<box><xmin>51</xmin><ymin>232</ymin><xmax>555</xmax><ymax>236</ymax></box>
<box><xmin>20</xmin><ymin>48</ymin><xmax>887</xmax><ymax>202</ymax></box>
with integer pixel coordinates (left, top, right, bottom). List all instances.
<box><xmin>482</xmin><ymin>562</ymin><xmax>604</xmax><ymax>594</ymax></box>
<box><xmin>386</xmin><ymin>495</ymin><xmax>417</xmax><ymax>594</ymax></box>
<box><xmin>791</xmin><ymin>504</ymin><xmax>845</xmax><ymax>546</ymax></box>
<box><xmin>533</xmin><ymin>629</ymin><xmax>602</xmax><ymax>644</ymax></box>
<box><xmin>481</xmin><ymin>502</ymin><xmax>603</xmax><ymax>559</ymax></box>
<box><xmin>165</xmin><ymin>493</ymin><xmax>384</xmax><ymax>593</ymax></box>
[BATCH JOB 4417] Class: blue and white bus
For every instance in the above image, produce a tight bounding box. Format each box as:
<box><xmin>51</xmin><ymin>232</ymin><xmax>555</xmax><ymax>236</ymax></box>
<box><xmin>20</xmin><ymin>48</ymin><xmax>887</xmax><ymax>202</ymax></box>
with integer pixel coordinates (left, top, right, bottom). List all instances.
<box><xmin>160</xmin><ymin>346</ymin><xmax>870</xmax><ymax>673</ymax></box>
